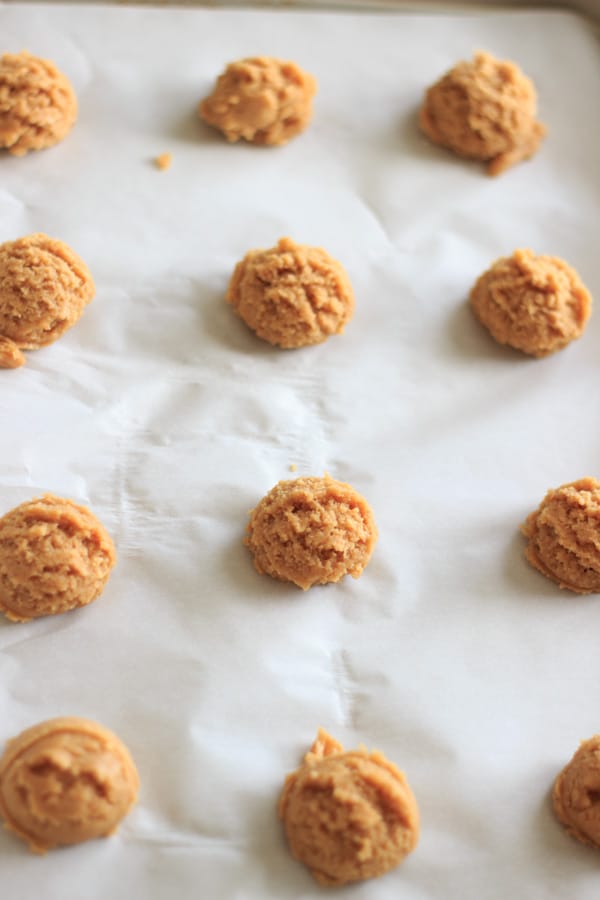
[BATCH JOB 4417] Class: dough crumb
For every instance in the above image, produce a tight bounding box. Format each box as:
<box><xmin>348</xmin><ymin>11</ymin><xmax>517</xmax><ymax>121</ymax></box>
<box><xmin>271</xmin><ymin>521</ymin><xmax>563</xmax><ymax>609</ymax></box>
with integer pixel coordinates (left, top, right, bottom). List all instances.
<box><xmin>199</xmin><ymin>56</ymin><xmax>316</xmax><ymax>146</ymax></box>
<box><xmin>419</xmin><ymin>50</ymin><xmax>545</xmax><ymax>175</ymax></box>
<box><xmin>0</xmin><ymin>717</ymin><xmax>138</xmax><ymax>853</ymax></box>
<box><xmin>279</xmin><ymin>728</ymin><xmax>419</xmax><ymax>886</ymax></box>
<box><xmin>154</xmin><ymin>152</ymin><xmax>172</xmax><ymax>170</ymax></box>
<box><xmin>553</xmin><ymin>734</ymin><xmax>600</xmax><ymax>848</ymax></box>
<box><xmin>0</xmin><ymin>336</ymin><xmax>25</xmax><ymax>369</ymax></box>
<box><xmin>289</xmin><ymin>463</ymin><xmax>297</xmax><ymax>472</ymax></box>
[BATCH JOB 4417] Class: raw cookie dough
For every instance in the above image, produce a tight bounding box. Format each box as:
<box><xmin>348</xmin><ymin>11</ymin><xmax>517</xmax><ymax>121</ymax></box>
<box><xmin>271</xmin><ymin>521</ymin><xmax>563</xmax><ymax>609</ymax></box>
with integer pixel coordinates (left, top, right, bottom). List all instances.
<box><xmin>470</xmin><ymin>249</ymin><xmax>591</xmax><ymax>357</ymax></box>
<box><xmin>279</xmin><ymin>729</ymin><xmax>419</xmax><ymax>886</ymax></box>
<box><xmin>199</xmin><ymin>56</ymin><xmax>316</xmax><ymax>146</ymax></box>
<box><xmin>553</xmin><ymin>735</ymin><xmax>600</xmax><ymax>849</ymax></box>
<box><xmin>521</xmin><ymin>478</ymin><xmax>600</xmax><ymax>594</ymax></box>
<box><xmin>0</xmin><ymin>717</ymin><xmax>138</xmax><ymax>853</ymax></box>
<box><xmin>0</xmin><ymin>51</ymin><xmax>77</xmax><ymax>156</ymax></box>
<box><xmin>419</xmin><ymin>51</ymin><xmax>546</xmax><ymax>176</ymax></box>
<box><xmin>0</xmin><ymin>493</ymin><xmax>116</xmax><ymax>622</ymax></box>
<box><xmin>227</xmin><ymin>237</ymin><xmax>354</xmax><ymax>348</ymax></box>
<box><xmin>0</xmin><ymin>233</ymin><xmax>95</xmax><ymax>368</ymax></box>
<box><xmin>245</xmin><ymin>475</ymin><xmax>377</xmax><ymax>590</ymax></box>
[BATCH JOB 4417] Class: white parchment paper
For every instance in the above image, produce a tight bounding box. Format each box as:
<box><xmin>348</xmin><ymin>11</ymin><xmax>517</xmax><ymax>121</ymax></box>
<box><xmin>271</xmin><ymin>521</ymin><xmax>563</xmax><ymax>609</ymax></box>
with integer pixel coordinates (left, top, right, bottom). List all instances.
<box><xmin>1</xmin><ymin>4</ymin><xmax>600</xmax><ymax>898</ymax></box>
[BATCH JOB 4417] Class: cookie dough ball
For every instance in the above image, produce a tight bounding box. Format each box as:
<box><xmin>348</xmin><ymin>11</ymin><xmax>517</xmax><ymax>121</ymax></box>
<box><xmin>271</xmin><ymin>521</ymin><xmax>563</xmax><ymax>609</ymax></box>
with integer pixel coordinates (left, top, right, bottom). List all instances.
<box><xmin>553</xmin><ymin>735</ymin><xmax>600</xmax><ymax>848</ymax></box>
<box><xmin>0</xmin><ymin>233</ymin><xmax>95</xmax><ymax>367</ymax></box>
<box><xmin>0</xmin><ymin>717</ymin><xmax>138</xmax><ymax>853</ymax></box>
<box><xmin>279</xmin><ymin>729</ymin><xmax>419</xmax><ymax>886</ymax></box>
<box><xmin>199</xmin><ymin>57</ymin><xmax>316</xmax><ymax>146</ymax></box>
<box><xmin>521</xmin><ymin>478</ymin><xmax>600</xmax><ymax>594</ymax></box>
<box><xmin>0</xmin><ymin>494</ymin><xmax>116</xmax><ymax>622</ymax></box>
<box><xmin>0</xmin><ymin>51</ymin><xmax>77</xmax><ymax>157</ymax></box>
<box><xmin>245</xmin><ymin>475</ymin><xmax>377</xmax><ymax>590</ymax></box>
<box><xmin>419</xmin><ymin>51</ymin><xmax>546</xmax><ymax>175</ymax></box>
<box><xmin>470</xmin><ymin>249</ymin><xmax>591</xmax><ymax>357</ymax></box>
<box><xmin>227</xmin><ymin>237</ymin><xmax>354</xmax><ymax>349</ymax></box>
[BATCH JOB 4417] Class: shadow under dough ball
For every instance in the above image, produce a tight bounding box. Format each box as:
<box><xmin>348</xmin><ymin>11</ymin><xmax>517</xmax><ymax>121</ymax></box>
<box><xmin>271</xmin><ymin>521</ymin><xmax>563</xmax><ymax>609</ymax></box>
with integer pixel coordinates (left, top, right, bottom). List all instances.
<box><xmin>0</xmin><ymin>717</ymin><xmax>139</xmax><ymax>853</ymax></box>
<box><xmin>553</xmin><ymin>735</ymin><xmax>600</xmax><ymax>849</ymax></box>
<box><xmin>0</xmin><ymin>494</ymin><xmax>116</xmax><ymax>622</ymax></box>
<box><xmin>0</xmin><ymin>51</ymin><xmax>77</xmax><ymax>156</ymax></box>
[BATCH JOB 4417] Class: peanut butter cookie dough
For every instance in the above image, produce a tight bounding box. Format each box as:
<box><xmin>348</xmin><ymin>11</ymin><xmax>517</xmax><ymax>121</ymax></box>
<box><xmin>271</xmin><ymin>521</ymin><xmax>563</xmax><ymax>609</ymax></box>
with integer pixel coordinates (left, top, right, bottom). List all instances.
<box><xmin>0</xmin><ymin>233</ymin><xmax>95</xmax><ymax>368</ymax></box>
<box><xmin>279</xmin><ymin>729</ymin><xmax>419</xmax><ymax>886</ymax></box>
<box><xmin>0</xmin><ymin>51</ymin><xmax>77</xmax><ymax>156</ymax></box>
<box><xmin>553</xmin><ymin>735</ymin><xmax>600</xmax><ymax>849</ymax></box>
<box><xmin>199</xmin><ymin>57</ymin><xmax>316</xmax><ymax>146</ymax></box>
<box><xmin>419</xmin><ymin>51</ymin><xmax>545</xmax><ymax>176</ymax></box>
<box><xmin>470</xmin><ymin>249</ymin><xmax>591</xmax><ymax>357</ymax></box>
<box><xmin>0</xmin><ymin>717</ymin><xmax>138</xmax><ymax>853</ymax></box>
<box><xmin>0</xmin><ymin>494</ymin><xmax>116</xmax><ymax>622</ymax></box>
<box><xmin>227</xmin><ymin>237</ymin><xmax>354</xmax><ymax>348</ymax></box>
<box><xmin>245</xmin><ymin>475</ymin><xmax>377</xmax><ymax>590</ymax></box>
<box><xmin>521</xmin><ymin>478</ymin><xmax>600</xmax><ymax>594</ymax></box>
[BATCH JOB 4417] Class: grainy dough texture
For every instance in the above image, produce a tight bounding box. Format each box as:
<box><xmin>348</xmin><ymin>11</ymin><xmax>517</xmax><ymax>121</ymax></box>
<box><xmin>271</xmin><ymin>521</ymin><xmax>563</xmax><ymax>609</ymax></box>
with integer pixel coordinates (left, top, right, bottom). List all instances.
<box><xmin>199</xmin><ymin>56</ymin><xmax>316</xmax><ymax>146</ymax></box>
<box><xmin>0</xmin><ymin>494</ymin><xmax>116</xmax><ymax>622</ymax></box>
<box><xmin>521</xmin><ymin>478</ymin><xmax>600</xmax><ymax>594</ymax></box>
<box><xmin>553</xmin><ymin>735</ymin><xmax>600</xmax><ymax>849</ymax></box>
<box><xmin>227</xmin><ymin>237</ymin><xmax>354</xmax><ymax>348</ymax></box>
<box><xmin>0</xmin><ymin>51</ymin><xmax>77</xmax><ymax>156</ymax></box>
<box><xmin>0</xmin><ymin>233</ymin><xmax>95</xmax><ymax>368</ymax></box>
<box><xmin>470</xmin><ymin>249</ymin><xmax>591</xmax><ymax>357</ymax></box>
<box><xmin>245</xmin><ymin>475</ymin><xmax>377</xmax><ymax>590</ymax></box>
<box><xmin>419</xmin><ymin>51</ymin><xmax>545</xmax><ymax>175</ymax></box>
<box><xmin>0</xmin><ymin>717</ymin><xmax>139</xmax><ymax>853</ymax></box>
<box><xmin>279</xmin><ymin>729</ymin><xmax>419</xmax><ymax>886</ymax></box>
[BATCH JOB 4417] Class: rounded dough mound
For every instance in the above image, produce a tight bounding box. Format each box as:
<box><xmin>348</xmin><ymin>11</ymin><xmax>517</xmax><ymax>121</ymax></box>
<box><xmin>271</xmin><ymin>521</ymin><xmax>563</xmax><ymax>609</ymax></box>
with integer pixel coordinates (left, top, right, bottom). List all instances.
<box><xmin>199</xmin><ymin>56</ymin><xmax>316</xmax><ymax>146</ymax></box>
<box><xmin>245</xmin><ymin>475</ymin><xmax>377</xmax><ymax>590</ymax></box>
<box><xmin>470</xmin><ymin>249</ymin><xmax>591</xmax><ymax>357</ymax></box>
<box><xmin>553</xmin><ymin>735</ymin><xmax>600</xmax><ymax>849</ymax></box>
<box><xmin>419</xmin><ymin>51</ymin><xmax>545</xmax><ymax>175</ymax></box>
<box><xmin>0</xmin><ymin>494</ymin><xmax>116</xmax><ymax>622</ymax></box>
<box><xmin>279</xmin><ymin>729</ymin><xmax>419</xmax><ymax>886</ymax></box>
<box><xmin>227</xmin><ymin>237</ymin><xmax>354</xmax><ymax>349</ymax></box>
<box><xmin>0</xmin><ymin>51</ymin><xmax>77</xmax><ymax>157</ymax></box>
<box><xmin>0</xmin><ymin>233</ymin><xmax>95</xmax><ymax>368</ymax></box>
<box><xmin>0</xmin><ymin>717</ymin><xmax>138</xmax><ymax>853</ymax></box>
<box><xmin>521</xmin><ymin>478</ymin><xmax>600</xmax><ymax>594</ymax></box>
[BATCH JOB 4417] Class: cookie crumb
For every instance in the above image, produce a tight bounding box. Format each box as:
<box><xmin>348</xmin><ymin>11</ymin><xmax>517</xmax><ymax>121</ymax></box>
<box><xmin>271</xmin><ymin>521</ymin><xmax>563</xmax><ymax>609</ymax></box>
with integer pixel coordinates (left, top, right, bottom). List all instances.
<box><xmin>289</xmin><ymin>463</ymin><xmax>297</xmax><ymax>472</ymax></box>
<box><xmin>154</xmin><ymin>152</ymin><xmax>172</xmax><ymax>171</ymax></box>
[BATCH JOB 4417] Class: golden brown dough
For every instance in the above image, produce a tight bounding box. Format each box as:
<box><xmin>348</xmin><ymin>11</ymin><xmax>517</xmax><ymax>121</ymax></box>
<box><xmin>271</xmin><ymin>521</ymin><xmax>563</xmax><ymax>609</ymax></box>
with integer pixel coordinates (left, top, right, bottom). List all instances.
<box><xmin>0</xmin><ymin>233</ymin><xmax>95</xmax><ymax>367</ymax></box>
<box><xmin>553</xmin><ymin>735</ymin><xmax>600</xmax><ymax>848</ymax></box>
<box><xmin>521</xmin><ymin>478</ymin><xmax>600</xmax><ymax>594</ymax></box>
<box><xmin>245</xmin><ymin>475</ymin><xmax>377</xmax><ymax>590</ymax></box>
<box><xmin>0</xmin><ymin>494</ymin><xmax>116</xmax><ymax>622</ymax></box>
<box><xmin>419</xmin><ymin>51</ymin><xmax>545</xmax><ymax>175</ymax></box>
<box><xmin>279</xmin><ymin>729</ymin><xmax>419</xmax><ymax>886</ymax></box>
<box><xmin>0</xmin><ymin>717</ymin><xmax>138</xmax><ymax>853</ymax></box>
<box><xmin>0</xmin><ymin>51</ymin><xmax>77</xmax><ymax>156</ymax></box>
<box><xmin>227</xmin><ymin>237</ymin><xmax>354</xmax><ymax>348</ymax></box>
<box><xmin>470</xmin><ymin>249</ymin><xmax>591</xmax><ymax>357</ymax></box>
<box><xmin>199</xmin><ymin>56</ymin><xmax>316</xmax><ymax>146</ymax></box>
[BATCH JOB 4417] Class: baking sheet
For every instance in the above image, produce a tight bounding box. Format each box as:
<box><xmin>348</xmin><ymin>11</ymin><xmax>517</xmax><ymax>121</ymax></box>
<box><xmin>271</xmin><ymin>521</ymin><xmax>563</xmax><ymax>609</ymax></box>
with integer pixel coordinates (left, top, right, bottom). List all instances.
<box><xmin>1</xmin><ymin>4</ymin><xmax>600</xmax><ymax>898</ymax></box>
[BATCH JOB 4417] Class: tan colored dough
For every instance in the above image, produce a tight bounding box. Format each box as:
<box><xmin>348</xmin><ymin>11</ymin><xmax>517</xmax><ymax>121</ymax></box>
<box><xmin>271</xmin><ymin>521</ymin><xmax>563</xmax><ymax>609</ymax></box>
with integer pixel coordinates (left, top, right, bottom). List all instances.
<box><xmin>470</xmin><ymin>249</ymin><xmax>591</xmax><ymax>357</ymax></box>
<box><xmin>227</xmin><ymin>237</ymin><xmax>354</xmax><ymax>348</ymax></box>
<box><xmin>245</xmin><ymin>475</ymin><xmax>377</xmax><ymax>590</ymax></box>
<box><xmin>419</xmin><ymin>51</ymin><xmax>545</xmax><ymax>175</ymax></box>
<box><xmin>553</xmin><ymin>735</ymin><xmax>600</xmax><ymax>848</ymax></box>
<box><xmin>0</xmin><ymin>233</ymin><xmax>95</xmax><ymax>367</ymax></box>
<box><xmin>199</xmin><ymin>56</ymin><xmax>316</xmax><ymax>146</ymax></box>
<box><xmin>521</xmin><ymin>478</ymin><xmax>600</xmax><ymax>594</ymax></box>
<box><xmin>0</xmin><ymin>717</ymin><xmax>138</xmax><ymax>853</ymax></box>
<box><xmin>0</xmin><ymin>51</ymin><xmax>77</xmax><ymax>156</ymax></box>
<box><xmin>0</xmin><ymin>494</ymin><xmax>116</xmax><ymax>622</ymax></box>
<box><xmin>279</xmin><ymin>729</ymin><xmax>419</xmax><ymax>886</ymax></box>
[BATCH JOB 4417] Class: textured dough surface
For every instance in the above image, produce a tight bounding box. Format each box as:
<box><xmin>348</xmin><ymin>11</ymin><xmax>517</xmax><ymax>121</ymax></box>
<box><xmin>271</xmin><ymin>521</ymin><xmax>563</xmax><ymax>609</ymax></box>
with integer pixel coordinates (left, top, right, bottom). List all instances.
<box><xmin>521</xmin><ymin>478</ymin><xmax>600</xmax><ymax>594</ymax></box>
<box><xmin>470</xmin><ymin>249</ymin><xmax>591</xmax><ymax>357</ymax></box>
<box><xmin>199</xmin><ymin>56</ymin><xmax>316</xmax><ymax>146</ymax></box>
<box><xmin>0</xmin><ymin>717</ymin><xmax>138</xmax><ymax>853</ymax></box>
<box><xmin>0</xmin><ymin>51</ymin><xmax>77</xmax><ymax>156</ymax></box>
<box><xmin>419</xmin><ymin>51</ymin><xmax>545</xmax><ymax>175</ymax></box>
<box><xmin>245</xmin><ymin>475</ymin><xmax>377</xmax><ymax>590</ymax></box>
<box><xmin>227</xmin><ymin>237</ymin><xmax>354</xmax><ymax>348</ymax></box>
<box><xmin>279</xmin><ymin>729</ymin><xmax>419</xmax><ymax>886</ymax></box>
<box><xmin>0</xmin><ymin>494</ymin><xmax>116</xmax><ymax>622</ymax></box>
<box><xmin>553</xmin><ymin>735</ymin><xmax>600</xmax><ymax>849</ymax></box>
